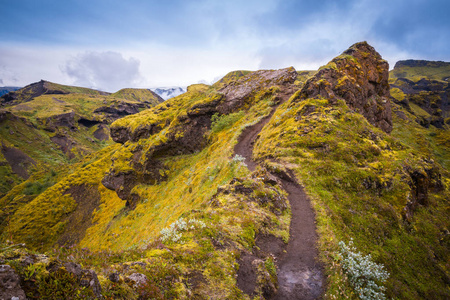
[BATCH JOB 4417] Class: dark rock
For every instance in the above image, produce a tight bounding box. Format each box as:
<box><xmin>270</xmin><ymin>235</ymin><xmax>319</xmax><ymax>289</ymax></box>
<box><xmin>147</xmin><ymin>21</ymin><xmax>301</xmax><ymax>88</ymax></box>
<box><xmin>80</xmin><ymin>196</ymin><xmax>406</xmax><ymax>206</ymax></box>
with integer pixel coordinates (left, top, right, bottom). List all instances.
<box><xmin>93</xmin><ymin>124</ymin><xmax>109</xmax><ymax>141</ymax></box>
<box><xmin>94</xmin><ymin>102</ymin><xmax>143</xmax><ymax>122</ymax></box>
<box><xmin>294</xmin><ymin>41</ymin><xmax>393</xmax><ymax>133</ymax></box>
<box><xmin>403</xmin><ymin>165</ymin><xmax>443</xmax><ymax>221</ymax></box>
<box><xmin>0</xmin><ymin>264</ymin><xmax>27</xmax><ymax>300</ymax></box>
<box><xmin>80</xmin><ymin>269</ymin><xmax>102</xmax><ymax>299</ymax></box>
<box><xmin>109</xmin><ymin>272</ymin><xmax>120</xmax><ymax>283</ymax></box>
<box><xmin>1</xmin><ymin>143</ymin><xmax>36</xmax><ymax>179</ymax></box>
<box><xmin>50</xmin><ymin>133</ymin><xmax>77</xmax><ymax>159</ymax></box>
<box><xmin>39</xmin><ymin>111</ymin><xmax>77</xmax><ymax>131</ymax></box>
<box><xmin>78</xmin><ymin>118</ymin><xmax>101</xmax><ymax>128</ymax></box>
<box><xmin>64</xmin><ymin>262</ymin><xmax>83</xmax><ymax>277</ymax></box>
<box><xmin>102</xmin><ymin>170</ymin><xmax>138</xmax><ymax>201</ymax></box>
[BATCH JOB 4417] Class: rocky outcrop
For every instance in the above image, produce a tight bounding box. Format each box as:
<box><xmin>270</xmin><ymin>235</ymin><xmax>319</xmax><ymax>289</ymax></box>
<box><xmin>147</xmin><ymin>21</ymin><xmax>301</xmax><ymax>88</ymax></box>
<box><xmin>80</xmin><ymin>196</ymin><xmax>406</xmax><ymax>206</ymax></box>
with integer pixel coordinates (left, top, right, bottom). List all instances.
<box><xmin>0</xmin><ymin>264</ymin><xmax>27</xmax><ymax>300</ymax></box>
<box><xmin>94</xmin><ymin>102</ymin><xmax>142</xmax><ymax>122</ymax></box>
<box><xmin>50</xmin><ymin>133</ymin><xmax>77</xmax><ymax>159</ymax></box>
<box><xmin>403</xmin><ymin>164</ymin><xmax>443</xmax><ymax>222</ymax></box>
<box><xmin>218</xmin><ymin>67</ymin><xmax>297</xmax><ymax>114</ymax></box>
<box><xmin>39</xmin><ymin>111</ymin><xmax>77</xmax><ymax>132</ymax></box>
<box><xmin>294</xmin><ymin>41</ymin><xmax>392</xmax><ymax>133</ymax></box>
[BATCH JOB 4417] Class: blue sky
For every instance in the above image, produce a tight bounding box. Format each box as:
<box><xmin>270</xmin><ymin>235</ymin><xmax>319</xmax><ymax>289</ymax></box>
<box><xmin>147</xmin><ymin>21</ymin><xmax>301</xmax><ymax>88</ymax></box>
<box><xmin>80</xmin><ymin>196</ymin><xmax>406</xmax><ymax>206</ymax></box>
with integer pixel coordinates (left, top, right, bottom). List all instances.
<box><xmin>1</xmin><ymin>0</ymin><xmax>449</xmax><ymax>91</ymax></box>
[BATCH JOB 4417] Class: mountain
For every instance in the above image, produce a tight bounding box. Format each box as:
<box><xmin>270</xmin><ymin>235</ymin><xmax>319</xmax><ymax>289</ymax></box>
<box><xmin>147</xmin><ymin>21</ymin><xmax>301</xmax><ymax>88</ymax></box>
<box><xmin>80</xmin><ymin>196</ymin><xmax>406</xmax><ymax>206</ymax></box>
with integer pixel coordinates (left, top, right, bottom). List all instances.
<box><xmin>0</xmin><ymin>86</ymin><xmax>21</xmax><ymax>97</ymax></box>
<box><xmin>0</xmin><ymin>80</ymin><xmax>163</xmax><ymax>197</ymax></box>
<box><xmin>150</xmin><ymin>86</ymin><xmax>187</xmax><ymax>100</ymax></box>
<box><xmin>389</xmin><ymin>60</ymin><xmax>450</xmax><ymax>128</ymax></box>
<box><xmin>0</xmin><ymin>43</ymin><xmax>449</xmax><ymax>300</ymax></box>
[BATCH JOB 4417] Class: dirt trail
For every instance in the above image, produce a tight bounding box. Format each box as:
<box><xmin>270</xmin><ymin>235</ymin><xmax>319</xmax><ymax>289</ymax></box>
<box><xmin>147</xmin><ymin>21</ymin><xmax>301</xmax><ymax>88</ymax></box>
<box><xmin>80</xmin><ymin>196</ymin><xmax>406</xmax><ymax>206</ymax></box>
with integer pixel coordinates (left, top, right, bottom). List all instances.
<box><xmin>234</xmin><ymin>91</ymin><xmax>324</xmax><ymax>299</ymax></box>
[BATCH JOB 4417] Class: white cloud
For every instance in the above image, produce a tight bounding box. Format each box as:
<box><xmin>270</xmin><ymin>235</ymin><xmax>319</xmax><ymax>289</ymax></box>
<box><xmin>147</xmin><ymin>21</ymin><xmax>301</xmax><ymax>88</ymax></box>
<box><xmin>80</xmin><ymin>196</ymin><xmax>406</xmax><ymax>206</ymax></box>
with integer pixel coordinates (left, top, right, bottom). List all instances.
<box><xmin>62</xmin><ymin>51</ymin><xmax>142</xmax><ymax>92</ymax></box>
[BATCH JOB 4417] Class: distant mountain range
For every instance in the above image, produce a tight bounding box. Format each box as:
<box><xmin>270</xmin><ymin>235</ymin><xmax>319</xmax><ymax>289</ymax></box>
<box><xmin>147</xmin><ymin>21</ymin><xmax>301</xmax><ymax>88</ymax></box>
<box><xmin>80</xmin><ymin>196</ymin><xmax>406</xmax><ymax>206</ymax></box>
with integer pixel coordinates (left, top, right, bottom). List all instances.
<box><xmin>0</xmin><ymin>86</ymin><xmax>21</xmax><ymax>97</ymax></box>
<box><xmin>150</xmin><ymin>86</ymin><xmax>187</xmax><ymax>100</ymax></box>
<box><xmin>1</xmin><ymin>85</ymin><xmax>186</xmax><ymax>100</ymax></box>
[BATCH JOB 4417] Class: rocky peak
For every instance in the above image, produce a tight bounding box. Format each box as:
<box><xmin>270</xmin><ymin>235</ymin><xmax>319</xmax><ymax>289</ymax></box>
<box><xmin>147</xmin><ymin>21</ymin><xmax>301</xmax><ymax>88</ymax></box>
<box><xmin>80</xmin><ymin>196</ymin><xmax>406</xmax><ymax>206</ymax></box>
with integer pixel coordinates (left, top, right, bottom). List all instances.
<box><xmin>295</xmin><ymin>41</ymin><xmax>392</xmax><ymax>133</ymax></box>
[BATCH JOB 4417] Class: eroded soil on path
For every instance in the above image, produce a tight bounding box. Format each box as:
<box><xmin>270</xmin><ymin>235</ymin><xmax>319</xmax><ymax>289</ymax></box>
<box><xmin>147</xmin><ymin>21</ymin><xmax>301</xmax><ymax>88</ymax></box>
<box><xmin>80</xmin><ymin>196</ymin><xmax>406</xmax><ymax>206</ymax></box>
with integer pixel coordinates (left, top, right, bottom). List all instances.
<box><xmin>234</xmin><ymin>90</ymin><xmax>324</xmax><ymax>299</ymax></box>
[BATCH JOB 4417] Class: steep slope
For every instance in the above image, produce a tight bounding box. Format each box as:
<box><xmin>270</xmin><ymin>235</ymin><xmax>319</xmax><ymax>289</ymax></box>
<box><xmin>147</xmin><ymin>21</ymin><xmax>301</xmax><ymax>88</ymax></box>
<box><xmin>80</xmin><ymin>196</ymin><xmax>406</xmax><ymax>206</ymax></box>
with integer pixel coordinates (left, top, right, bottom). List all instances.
<box><xmin>390</xmin><ymin>60</ymin><xmax>450</xmax><ymax>128</ymax></box>
<box><xmin>0</xmin><ymin>43</ymin><xmax>448</xmax><ymax>300</ymax></box>
<box><xmin>254</xmin><ymin>42</ymin><xmax>449</xmax><ymax>299</ymax></box>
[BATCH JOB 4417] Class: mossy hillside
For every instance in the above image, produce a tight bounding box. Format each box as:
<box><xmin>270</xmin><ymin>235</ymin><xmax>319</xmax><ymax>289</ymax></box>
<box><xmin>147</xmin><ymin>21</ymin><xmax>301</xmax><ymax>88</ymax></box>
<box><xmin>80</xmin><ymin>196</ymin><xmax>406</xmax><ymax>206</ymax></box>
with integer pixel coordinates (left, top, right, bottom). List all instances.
<box><xmin>2</xmin><ymin>73</ymin><xmax>283</xmax><ymax>251</ymax></box>
<box><xmin>1</xmin><ymin>76</ymin><xmax>292</xmax><ymax>298</ymax></box>
<box><xmin>2</xmin><ymin>144</ymin><xmax>123</xmax><ymax>250</ymax></box>
<box><xmin>111</xmin><ymin>88</ymin><xmax>164</xmax><ymax>106</ymax></box>
<box><xmin>390</xmin><ymin>60</ymin><xmax>450</xmax><ymax>82</ymax></box>
<box><xmin>295</xmin><ymin>70</ymin><xmax>317</xmax><ymax>86</ymax></box>
<box><xmin>111</xmin><ymin>84</ymin><xmax>211</xmax><ymax>135</ymax></box>
<box><xmin>253</xmin><ymin>93</ymin><xmax>449</xmax><ymax>298</ymax></box>
<box><xmin>0</xmin><ymin>106</ymin><xmax>113</xmax><ymax>181</ymax></box>
<box><xmin>81</xmin><ymin>84</ymin><xmax>279</xmax><ymax>251</ymax></box>
<box><xmin>2</xmin><ymin>165</ymin><xmax>289</xmax><ymax>299</ymax></box>
<box><xmin>212</xmin><ymin>70</ymin><xmax>253</xmax><ymax>89</ymax></box>
<box><xmin>0</xmin><ymin>151</ymin><xmax>21</xmax><ymax>197</ymax></box>
<box><xmin>0</xmin><ymin>81</ymin><xmax>163</xmax><ymax>198</ymax></box>
<box><xmin>389</xmin><ymin>60</ymin><xmax>450</xmax><ymax>128</ymax></box>
<box><xmin>391</xmin><ymin>103</ymin><xmax>450</xmax><ymax>170</ymax></box>
<box><xmin>7</xmin><ymin>93</ymin><xmax>137</xmax><ymax>125</ymax></box>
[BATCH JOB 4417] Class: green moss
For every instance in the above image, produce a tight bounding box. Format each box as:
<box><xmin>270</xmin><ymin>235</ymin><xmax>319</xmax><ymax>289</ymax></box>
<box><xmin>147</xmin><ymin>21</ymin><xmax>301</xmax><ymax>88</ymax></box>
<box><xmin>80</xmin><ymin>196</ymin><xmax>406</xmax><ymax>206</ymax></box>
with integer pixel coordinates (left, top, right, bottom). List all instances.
<box><xmin>254</xmin><ymin>94</ymin><xmax>450</xmax><ymax>299</ymax></box>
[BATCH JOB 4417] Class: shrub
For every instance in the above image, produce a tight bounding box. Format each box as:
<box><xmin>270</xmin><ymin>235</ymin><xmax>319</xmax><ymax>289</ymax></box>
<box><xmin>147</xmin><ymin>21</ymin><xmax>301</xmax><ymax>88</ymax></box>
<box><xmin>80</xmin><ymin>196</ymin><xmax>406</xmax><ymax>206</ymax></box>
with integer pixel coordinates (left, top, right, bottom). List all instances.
<box><xmin>338</xmin><ymin>239</ymin><xmax>389</xmax><ymax>300</ymax></box>
<box><xmin>210</xmin><ymin>111</ymin><xmax>245</xmax><ymax>133</ymax></box>
<box><xmin>160</xmin><ymin>218</ymin><xmax>206</xmax><ymax>244</ymax></box>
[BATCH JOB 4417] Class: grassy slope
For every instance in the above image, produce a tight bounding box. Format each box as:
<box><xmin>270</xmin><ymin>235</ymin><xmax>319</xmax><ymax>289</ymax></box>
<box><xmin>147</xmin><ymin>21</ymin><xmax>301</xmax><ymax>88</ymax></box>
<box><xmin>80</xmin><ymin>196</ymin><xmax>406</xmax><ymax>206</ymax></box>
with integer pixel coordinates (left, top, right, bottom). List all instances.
<box><xmin>253</xmin><ymin>73</ymin><xmax>449</xmax><ymax>298</ymax></box>
<box><xmin>1</xmin><ymin>60</ymin><xmax>449</xmax><ymax>299</ymax></box>
<box><xmin>390</xmin><ymin>60</ymin><xmax>450</xmax><ymax>82</ymax></box>
<box><xmin>2</xmin><ymin>74</ymin><xmax>295</xmax><ymax>299</ymax></box>
<box><xmin>0</xmin><ymin>81</ymin><xmax>162</xmax><ymax>193</ymax></box>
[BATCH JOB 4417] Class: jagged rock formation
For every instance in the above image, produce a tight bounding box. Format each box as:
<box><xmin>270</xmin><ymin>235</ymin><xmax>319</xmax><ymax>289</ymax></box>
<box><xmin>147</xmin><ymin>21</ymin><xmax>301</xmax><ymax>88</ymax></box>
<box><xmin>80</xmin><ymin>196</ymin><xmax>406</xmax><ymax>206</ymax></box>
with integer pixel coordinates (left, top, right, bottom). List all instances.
<box><xmin>294</xmin><ymin>41</ymin><xmax>392</xmax><ymax>133</ymax></box>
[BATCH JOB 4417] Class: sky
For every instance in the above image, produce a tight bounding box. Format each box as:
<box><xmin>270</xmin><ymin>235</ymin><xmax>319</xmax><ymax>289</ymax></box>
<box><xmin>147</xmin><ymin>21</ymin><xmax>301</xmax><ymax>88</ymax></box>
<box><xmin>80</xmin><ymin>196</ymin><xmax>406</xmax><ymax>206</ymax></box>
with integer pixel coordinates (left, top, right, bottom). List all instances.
<box><xmin>1</xmin><ymin>0</ymin><xmax>449</xmax><ymax>92</ymax></box>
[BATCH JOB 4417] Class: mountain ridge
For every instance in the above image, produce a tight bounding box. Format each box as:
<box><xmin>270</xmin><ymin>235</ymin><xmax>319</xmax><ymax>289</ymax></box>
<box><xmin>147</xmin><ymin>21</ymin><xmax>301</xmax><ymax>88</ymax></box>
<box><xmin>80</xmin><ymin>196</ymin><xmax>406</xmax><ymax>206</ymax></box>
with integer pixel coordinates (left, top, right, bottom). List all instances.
<box><xmin>0</xmin><ymin>43</ymin><xmax>449</xmax><ymax>299</ymax></box>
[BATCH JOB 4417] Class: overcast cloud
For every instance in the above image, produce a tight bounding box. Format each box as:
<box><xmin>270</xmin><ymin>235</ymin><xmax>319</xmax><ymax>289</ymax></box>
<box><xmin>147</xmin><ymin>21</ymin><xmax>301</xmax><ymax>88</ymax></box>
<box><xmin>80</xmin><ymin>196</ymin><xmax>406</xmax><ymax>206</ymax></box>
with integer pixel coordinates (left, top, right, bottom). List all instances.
<box><xmin>62</xmin><ymin>51</ymin><xmax>142</xmax><ymax>92</ymax></box>
<box><xmin>0</xmin><ymin>0</ymin><xmax>449</xmax><ymax>91</ymax></box>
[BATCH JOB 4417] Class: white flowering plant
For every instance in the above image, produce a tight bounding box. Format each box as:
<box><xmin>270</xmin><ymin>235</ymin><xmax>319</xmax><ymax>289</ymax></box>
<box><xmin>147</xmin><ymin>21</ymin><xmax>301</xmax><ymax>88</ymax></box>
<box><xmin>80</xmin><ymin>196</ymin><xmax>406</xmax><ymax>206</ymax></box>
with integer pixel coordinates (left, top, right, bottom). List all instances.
<box><xmin>338</xmin><ymin>239</ymin><xmax>389</xmax><ymax>300</ymax></box>
<box><xmin>160</xmin><ymin>218</ymin><xmax>207</xmax><ymax>244</ymax></box>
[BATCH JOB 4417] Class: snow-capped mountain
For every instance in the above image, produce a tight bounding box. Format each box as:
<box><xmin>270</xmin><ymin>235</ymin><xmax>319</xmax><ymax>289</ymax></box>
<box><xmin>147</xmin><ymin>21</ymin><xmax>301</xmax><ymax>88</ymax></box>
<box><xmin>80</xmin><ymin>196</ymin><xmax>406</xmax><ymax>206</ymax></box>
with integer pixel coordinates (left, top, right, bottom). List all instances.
<box><xmin>150</xmin><ymin>87</ymin><xmax>186</xmax><ymax>100</ymax></box>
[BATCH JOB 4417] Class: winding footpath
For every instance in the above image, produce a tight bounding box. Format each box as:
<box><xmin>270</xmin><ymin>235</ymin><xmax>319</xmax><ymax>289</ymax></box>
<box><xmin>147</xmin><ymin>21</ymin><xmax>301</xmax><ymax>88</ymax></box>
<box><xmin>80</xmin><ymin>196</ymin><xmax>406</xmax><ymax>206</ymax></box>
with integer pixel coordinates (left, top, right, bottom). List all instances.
<box><xmin>234</xmin><ymin>90</ymin><xmax>324</xmax><ymax>299</ymax></box>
